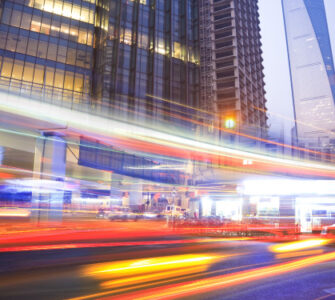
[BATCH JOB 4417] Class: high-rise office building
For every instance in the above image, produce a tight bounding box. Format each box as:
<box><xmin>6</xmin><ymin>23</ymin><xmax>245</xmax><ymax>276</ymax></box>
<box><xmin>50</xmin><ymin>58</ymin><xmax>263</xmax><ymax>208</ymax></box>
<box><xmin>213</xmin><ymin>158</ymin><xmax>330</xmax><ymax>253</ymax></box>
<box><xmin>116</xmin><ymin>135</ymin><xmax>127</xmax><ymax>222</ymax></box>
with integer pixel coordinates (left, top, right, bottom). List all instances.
<box><xmin>199</xmin><ymin>0</ymin><xmax>267</xmax><ymax>139</ymax></box>
<box><xmin>93</xmin><ymin>0</ymin><xmax>200</xmax><ymax>124</ymax></box>
<box><xmin>0</xmin><ymin>0</ymin><xmax>95</xmax><ymax>103</ymax></box>
<box><xmin>0</xmin><ymin>0</ymin><xmax>200</xmax><ymax>125</ymax></box>
<box><xmin>199</xmin><ymin>0</ymin><xmax>215</xmax><ymax>113</ymax></box>
<box><xmin>282</xmin><ymin>0</ymin><xmax>335</xmax><ymax>150</ymax></box>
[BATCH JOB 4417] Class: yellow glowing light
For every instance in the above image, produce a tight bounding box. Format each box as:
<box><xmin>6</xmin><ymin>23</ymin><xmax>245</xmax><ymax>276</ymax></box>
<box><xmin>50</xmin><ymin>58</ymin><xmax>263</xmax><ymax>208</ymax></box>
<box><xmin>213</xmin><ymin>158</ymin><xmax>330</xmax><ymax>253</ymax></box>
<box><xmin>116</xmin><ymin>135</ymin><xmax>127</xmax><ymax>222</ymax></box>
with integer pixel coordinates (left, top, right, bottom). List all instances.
<box><xmin>0</xmin><ymin>208</ymin><xmax>31</xmax><ymax>217</ymax></box>
<box><xmin>31</xmin><ymin>0</ymin><xmax>94</xmax><ymax>24</ymax></box>
<box><xmin>269</xmin><ymin>238</ymin><xmax>330</xmax><ymax>253</ymax></box>
<box><xmin>100</xmin><ymin>266</ymin><xmax>206</xmax><ymax>289</ymax></box>
<box><xmin>225</xmin><ymin>118</ymin><xmax>235</xmax><ymax>129</ymax></box>
<box><xmin>82</xmin><ymin>254</ymin><xmax>221</xmax><ymax>279</ymax></box>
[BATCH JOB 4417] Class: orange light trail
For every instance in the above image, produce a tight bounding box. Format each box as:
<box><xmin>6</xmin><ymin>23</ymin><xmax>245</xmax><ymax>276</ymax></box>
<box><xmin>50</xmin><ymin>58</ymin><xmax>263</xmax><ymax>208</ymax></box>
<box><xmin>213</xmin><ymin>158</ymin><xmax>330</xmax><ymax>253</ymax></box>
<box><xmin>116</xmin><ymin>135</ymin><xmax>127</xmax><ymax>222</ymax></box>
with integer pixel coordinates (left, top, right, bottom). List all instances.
<box><xmin>82</xmin><ymin>254</ymin><xmax>221</xmax><ymax>279</ymax></box>
<box><xmin>0</xmin><ymin>237</ymin><xmax>248</xmax><ymax>253</ymax></box>
<box><xmin>269</xmin><ymin>238</ymin><xmax>331</xmax><ymax>253</ymax></box>
<box><xmin>103</xmin><ymin>251</ymin><xmax>335</xmax><ymax>300</ymax></box>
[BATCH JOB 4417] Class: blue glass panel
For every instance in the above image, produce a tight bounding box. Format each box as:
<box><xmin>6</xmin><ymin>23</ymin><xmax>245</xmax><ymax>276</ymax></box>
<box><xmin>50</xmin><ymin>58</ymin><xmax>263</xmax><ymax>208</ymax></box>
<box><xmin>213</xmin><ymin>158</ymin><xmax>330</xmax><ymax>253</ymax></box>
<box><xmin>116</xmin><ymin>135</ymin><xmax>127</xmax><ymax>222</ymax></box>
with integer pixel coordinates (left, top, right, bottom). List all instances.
<box><xmin>304</xmin><ymin>0</ymin><xmax>335</xmax><ymax>103</ymax></box>
<box><xmin>15</xmin><ymin>53</ymin><xmax>25</xmax><ymax>60</ymax></box>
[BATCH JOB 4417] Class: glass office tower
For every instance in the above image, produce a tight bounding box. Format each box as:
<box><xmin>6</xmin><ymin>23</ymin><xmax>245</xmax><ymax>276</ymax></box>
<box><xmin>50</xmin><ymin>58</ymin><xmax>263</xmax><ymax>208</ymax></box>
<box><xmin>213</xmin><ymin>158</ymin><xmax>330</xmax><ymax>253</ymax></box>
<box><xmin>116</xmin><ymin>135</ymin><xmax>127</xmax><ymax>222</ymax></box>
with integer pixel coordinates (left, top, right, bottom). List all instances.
<box><xmin>0</xmin><ymin>0</ymin><xmax>96</xmax><ymax>103</ymax></box>
<box><xmin>283</xmin><ymin>0</ymin><xmax>335</xmax><ymax>149</ymax></box>
<box><xmin>93</xmin><ymin>0</ymin><xmax>200</xmax><ymax>124</ymax></box>
<box><xmin>0</xmin><ymin>0</ymin><xmax>200</xmax><ymax>126</ymax></box>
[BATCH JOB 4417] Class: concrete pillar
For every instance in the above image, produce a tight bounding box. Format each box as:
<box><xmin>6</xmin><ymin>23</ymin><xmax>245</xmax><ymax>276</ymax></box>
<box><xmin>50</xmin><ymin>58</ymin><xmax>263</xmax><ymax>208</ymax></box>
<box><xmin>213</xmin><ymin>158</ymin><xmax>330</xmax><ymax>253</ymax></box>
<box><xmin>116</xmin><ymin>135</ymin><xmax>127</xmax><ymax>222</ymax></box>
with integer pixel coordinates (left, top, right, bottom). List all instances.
<box><xmin>32</xmin><ymin>133</ymin><xmax>66</xmax><ymax>223</ymax></box>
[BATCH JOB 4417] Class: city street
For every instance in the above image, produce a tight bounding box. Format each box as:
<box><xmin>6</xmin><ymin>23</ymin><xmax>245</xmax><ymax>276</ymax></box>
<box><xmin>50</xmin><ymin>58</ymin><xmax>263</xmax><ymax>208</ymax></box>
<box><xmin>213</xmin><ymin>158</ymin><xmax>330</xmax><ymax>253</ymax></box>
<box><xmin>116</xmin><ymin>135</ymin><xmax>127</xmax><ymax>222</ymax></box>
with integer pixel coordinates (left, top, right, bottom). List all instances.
<box><xmin>0</xmin><ymin>0</ymin><xmax>335</xmax><ymax>299</ymax></box>
<box><xmin>0</xmin><ymin>220</ymin><xmax>334</xmax><ymax>300</ymax></box>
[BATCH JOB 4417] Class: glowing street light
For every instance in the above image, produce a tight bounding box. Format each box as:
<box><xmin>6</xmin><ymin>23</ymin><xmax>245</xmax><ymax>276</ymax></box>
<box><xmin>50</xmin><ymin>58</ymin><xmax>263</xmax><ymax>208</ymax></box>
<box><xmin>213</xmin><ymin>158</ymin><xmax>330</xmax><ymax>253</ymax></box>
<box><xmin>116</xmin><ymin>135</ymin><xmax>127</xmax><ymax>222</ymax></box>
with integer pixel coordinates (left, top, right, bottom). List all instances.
<box><xmin>225</xmin><ymin>118</ymin><xmax>236</xmax><ymax>129</ymax></box>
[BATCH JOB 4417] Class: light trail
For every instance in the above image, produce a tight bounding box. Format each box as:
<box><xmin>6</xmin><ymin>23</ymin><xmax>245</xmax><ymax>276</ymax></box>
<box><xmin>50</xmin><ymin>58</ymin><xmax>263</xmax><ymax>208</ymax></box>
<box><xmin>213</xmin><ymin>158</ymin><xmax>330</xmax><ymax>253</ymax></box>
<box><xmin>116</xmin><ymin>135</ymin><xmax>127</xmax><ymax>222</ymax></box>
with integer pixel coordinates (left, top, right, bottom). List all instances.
<box><xmin>1</xmin><ymin>92</ymin><xmax>335</xmax><ymax>178</ymax></box>
<box><xmin>269</xmin><ymin>238</ymin><xmax>331</xmax><ymax>253</ymax></box>
<box><xmin>0</xmin><ymin>237</ymin><xmax>249</xmax><ymax>253</ymax></box>
<box><xmin>67</xmin><ymin>261</ymin><xmax>275</xmax><ymax>300</ymax></box>
<box><xmin>104</xmin><ymin>251</ymin><xmax>335</xmax><ymax>300</ymax></box>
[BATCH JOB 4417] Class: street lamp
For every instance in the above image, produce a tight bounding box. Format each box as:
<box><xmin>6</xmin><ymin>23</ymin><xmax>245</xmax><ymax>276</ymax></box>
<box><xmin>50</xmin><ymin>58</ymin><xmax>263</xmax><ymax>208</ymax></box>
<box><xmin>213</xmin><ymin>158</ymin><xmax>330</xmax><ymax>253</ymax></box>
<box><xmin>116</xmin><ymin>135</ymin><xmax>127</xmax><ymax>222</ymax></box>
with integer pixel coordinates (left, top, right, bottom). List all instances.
<box><xmin>220</xmin><ymin>116</ymin><xmax>236</xmax><ymax>142</ymax></box>
<box><xmin>225</xmin><ymin>118</ymin><xmax>236</xmax><ymax>129</ymax></box>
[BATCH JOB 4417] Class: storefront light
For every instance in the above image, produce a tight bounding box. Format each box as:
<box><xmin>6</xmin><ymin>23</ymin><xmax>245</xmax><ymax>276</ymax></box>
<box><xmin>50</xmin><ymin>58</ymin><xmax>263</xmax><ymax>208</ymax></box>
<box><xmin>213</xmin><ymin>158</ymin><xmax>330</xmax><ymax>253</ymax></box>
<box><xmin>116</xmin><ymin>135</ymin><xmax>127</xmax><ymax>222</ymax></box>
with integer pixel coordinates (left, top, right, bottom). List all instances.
<box><xmin>243</xmin><ymin>179</ymin><xmax>335</xmax><ymax>196</ymax></box>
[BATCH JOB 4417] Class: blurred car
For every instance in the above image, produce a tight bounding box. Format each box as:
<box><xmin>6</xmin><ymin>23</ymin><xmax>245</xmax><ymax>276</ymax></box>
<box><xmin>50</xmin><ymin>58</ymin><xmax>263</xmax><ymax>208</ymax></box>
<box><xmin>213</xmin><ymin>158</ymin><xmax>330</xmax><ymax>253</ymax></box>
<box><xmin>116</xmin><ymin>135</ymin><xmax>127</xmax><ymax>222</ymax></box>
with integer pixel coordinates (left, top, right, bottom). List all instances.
<box><xmin>164</xmin><ymin>205</ymin><xmax>184</xmax><ymax>218</ymax></box>
<box><xmin>108</xmin><ymin>207</ymin><xmax>139</xmax><ymax>221</ymax></box>
<box><xmin>142</xmin><ymin>212</ymin><xmax>165</xmax><ymax>220</ymax></box>
<box><xmin>96</xmin><ymin>208</ymin><xmax>110</xmax><ymax>219</ymax></box>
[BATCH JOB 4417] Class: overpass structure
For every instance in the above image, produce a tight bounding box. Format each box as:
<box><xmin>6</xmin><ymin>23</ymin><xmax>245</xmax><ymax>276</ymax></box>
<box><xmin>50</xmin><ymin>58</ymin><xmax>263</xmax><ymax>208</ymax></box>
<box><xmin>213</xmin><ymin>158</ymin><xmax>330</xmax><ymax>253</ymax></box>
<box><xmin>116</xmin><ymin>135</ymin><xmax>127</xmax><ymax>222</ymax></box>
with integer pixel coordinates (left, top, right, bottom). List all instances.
<box><xmin>1</xmin><ymin>91</ymin><xmax>335</xmax><ymax>227</ymax></box>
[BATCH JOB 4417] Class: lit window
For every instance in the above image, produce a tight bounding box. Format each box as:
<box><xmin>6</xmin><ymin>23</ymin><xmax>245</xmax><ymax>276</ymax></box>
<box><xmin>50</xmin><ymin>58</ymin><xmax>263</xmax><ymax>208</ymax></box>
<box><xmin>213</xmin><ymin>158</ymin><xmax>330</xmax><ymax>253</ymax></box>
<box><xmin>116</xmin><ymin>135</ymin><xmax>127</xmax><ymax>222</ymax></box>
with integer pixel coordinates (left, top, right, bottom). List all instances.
<box><xmin>173</xmin><ymin>42</ymin><xmax>181</xmax><ymax>59</ymax></box>
<box><xmin>12</xmin><ymin>60</ymin><xmax>24</xmax><ymax>80</ymax></box>
<box><xmin>122</xmin><ymin>29</ymin><xmax>132</xmax><ymax>45</ymax></box>
<box><xmin>79</xmin><ymin>7</ymin><xmax>89</xmax><ymax>23</ymax></box>
<box><xmin>30</xmin><ymin>0</ymin><xmax>94</xmax><ymax>24</ymax></box>
<box><xmin>40</xmin><ymin>22</ymin><xmax>51</xmax><ymax>35</ymax></box>
<box><xmin>87</xmin><ymin>32</ymin><xmax>93</xmax><ymax>46</ymax></box>
<box><xmin>1</xmin><ymin>58</ymin><xmax>13</xmax><ymax>78</ymax></box>
<box><xmin>33</xmin><ymin>64</ymin><xmax>44</xmax><ymax>84</ymax></box>
<box><xmin>129</xmin><ymin>0</ymin><xmax>146</xmax><ymax>4</ymax></box>
<box><xmin>45</xmin><ymin>66</ymin><xmax>55</xmax><ymax>86</ymax></box>
<box><xmin>30</xmin><ymin>20</ymin><xmax>41</xmax><ymax>32</ymax></box>
<box><xmin>54</xmin><ymin>69</ymin><xmax>64</xmax><ymax>88</ymax></box>
<box><xmin>74</xmin><ymin>73</ymin><xmax>83</xmax><ymax>92</ymax></box>
<box><xmin>155</xmin><ymin>38</ymin><xmax>165</xmax><ymax>55</ymax></box>
<box><xmin>64</xmin><ymin>71</ymin><xmax>74</xmax><ymax>90</ymax></box>
<box><xmin>23</xmin><ymin>62</ymin><xmax>34</xmax><ymax>82</ymax></box>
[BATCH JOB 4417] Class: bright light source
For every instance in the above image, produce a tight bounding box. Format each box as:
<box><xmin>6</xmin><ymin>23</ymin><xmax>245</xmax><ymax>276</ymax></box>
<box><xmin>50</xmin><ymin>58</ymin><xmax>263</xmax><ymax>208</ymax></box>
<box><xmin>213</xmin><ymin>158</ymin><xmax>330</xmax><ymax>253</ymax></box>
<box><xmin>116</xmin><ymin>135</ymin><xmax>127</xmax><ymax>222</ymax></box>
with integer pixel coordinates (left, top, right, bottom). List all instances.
<box><xmin>201</xmin><ymin>196</ymin><xmax>212</xmax><ymax>217</ymax></box>
<box><xmin>243</xmin><ymin>159</ymin><xmax>253</xmax><ymax>165</ymax></box>
<box><xmin>225</xmin><ymin>118</ymin><xmax>235</xmax><ymax>129</ymax></box>
<box><xmin>243</xmin><ymin>179</ymin><xmax>335</xmax><ymax>196</ymax></box>
<box><xmin>269</xmin><ymin>239</ymin><xmax>330</xmax><ymax>253</ymax></box>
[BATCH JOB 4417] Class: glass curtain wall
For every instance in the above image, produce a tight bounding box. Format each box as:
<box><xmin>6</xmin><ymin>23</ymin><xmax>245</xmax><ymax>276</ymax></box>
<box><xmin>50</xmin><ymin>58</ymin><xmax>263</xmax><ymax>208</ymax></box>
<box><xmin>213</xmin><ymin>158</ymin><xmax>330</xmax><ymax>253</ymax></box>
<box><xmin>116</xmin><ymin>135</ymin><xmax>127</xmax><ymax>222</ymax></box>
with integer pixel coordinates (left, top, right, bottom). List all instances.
<box><xmin>0</xmin><ymin>0</ymin><xmax>96</xmax><ymax>103</ymax></box>
<box><xmin>282</xmin><ymin>0</ymin><xmax>335</xmax><ymax>149</ymax></box>
<box><xmin>93</xmin><ymin>0</ymin><xmax>200</xmax><ymax>129</ymax></box>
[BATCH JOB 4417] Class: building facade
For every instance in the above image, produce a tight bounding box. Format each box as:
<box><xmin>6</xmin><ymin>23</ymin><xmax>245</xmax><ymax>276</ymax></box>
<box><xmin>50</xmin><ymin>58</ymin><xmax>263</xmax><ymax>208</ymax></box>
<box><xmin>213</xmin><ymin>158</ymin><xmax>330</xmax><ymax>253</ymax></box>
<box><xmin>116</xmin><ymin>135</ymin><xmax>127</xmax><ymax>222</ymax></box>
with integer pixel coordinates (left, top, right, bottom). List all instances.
<box><xmin>199</xmin><ymin>0</ymin><xmax>267</xmax><ymax>140</ymax></box>
<box><xmin>93</xmin><ymin>0</ymin><xmax>201</xmax><ymax>127</ymax></box>
<box><xmin>0</xmin><ymin>0</ymin><xmax>95</xmax><ymax>103</ymax></box>
<box><xmin>282</xmin><ymin>0</ymin><xmax>335</xmax><ymax>151</ymax></box>
<box><xmin>0</xmin><ymin>0</ymin><xmax>201</xmax><ymax>127</ymax></box>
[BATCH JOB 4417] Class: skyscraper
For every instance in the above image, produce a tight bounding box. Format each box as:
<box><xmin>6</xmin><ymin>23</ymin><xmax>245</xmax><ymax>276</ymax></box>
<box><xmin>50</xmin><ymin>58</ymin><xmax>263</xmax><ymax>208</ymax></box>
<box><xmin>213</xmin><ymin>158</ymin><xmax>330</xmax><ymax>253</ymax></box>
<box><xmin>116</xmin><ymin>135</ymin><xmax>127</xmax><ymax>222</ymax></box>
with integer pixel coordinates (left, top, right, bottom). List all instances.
<box><xmin>0</xmin><ymin>0</ymin><xmax>95</xmax><ymax>103</ymax></box>
<box><xmin>199</xmin><ymin>0</ymin><xmax>267</xmax><ymax>140</ymax></box>
<box><xmin>0</xmin><ymin>0</ymin><xmax>201</xmax><ymax>127</ymax></box>
<box><xmin>93</xmin><ymin>0</ymin><xmax>200</xmax><ymax>125</ymax></box>
<box><xmin>282</xmin><ymin>0</ymin><xmax>335</xmax><ymax>150</ymax></box>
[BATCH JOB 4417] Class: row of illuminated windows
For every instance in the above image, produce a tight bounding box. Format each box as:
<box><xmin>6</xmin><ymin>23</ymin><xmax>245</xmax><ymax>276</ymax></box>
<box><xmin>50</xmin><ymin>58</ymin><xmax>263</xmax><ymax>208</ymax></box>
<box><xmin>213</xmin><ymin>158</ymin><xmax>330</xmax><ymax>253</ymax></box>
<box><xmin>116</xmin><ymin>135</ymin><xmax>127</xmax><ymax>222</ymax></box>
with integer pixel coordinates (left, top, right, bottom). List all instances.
<box><xmin>12</xmin><ymin>0</ymin><xmax>95</xmax><ymax>8</ymax></box>
<box><xmin>0</xmin><ymin>56</ymin><xmax>88</xmax><ymax>92</ymax></box>
<box><xmin>129</xmin><ymin>0</ymin><xmax>146</xmax><ymax>5</ymax></box>
<box><xmin>2</xmin><ymin>6</ymin><xmax>93</xmax><ymax>46</ymax></box>
<box><xmin>28</xmin><ymin>0</ymin><xmax>95</xmax><ymax>24</ymax></box>
<box><xmin>0</xmin><ymin>31</ymin><xmax>91</xmax><ymax>69</ymax></box>
<box><xmin>117</xmin><ymin>27</ymin><xmax>199</xmax><ymax>64</ymax></box>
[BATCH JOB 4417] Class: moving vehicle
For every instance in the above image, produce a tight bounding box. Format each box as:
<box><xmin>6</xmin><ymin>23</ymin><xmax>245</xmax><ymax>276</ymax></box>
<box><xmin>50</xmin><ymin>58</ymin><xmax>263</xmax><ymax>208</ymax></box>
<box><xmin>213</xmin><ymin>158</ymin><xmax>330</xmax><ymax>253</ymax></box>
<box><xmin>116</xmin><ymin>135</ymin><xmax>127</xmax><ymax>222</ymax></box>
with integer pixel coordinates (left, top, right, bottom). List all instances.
<box><xmin>164</xmin><ymin>205</ymin><xmax>184</xmax><ymax>218</ymax></box>
<box><xmin>108</xmin><ymin>207</ymin><xmax>139</xmax><ymax>221</ymax></box>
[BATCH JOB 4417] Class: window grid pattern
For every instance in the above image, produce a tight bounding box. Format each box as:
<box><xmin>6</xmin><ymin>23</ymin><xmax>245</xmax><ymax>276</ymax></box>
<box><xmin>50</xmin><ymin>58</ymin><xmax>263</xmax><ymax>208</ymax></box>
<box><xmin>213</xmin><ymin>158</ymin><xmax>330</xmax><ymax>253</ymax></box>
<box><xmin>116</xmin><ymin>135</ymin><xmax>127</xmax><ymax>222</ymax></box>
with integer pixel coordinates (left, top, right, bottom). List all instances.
<box><xmin>0</xmin><ymin>0</ymin><xmax>95</xmax><ymax>103</ymax></box>
<box><xmin>93</xmin><ymin>0</ymin><xmax>200</xmax><ymax>129</ymax></box>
